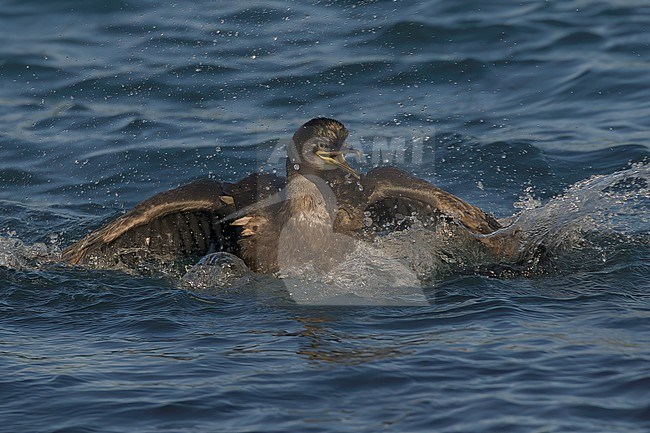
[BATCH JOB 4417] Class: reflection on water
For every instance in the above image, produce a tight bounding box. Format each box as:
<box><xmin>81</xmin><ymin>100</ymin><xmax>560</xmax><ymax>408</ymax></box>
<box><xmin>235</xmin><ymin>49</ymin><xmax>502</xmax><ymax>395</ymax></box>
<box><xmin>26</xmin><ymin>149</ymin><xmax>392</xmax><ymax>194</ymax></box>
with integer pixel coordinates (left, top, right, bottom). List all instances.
<box><xmin>3</xmin><ymin>0</ymin><xmax>650</xmax><ymax>431</ymax></box>
<box><xmin>283</xmin><ymin>316</ymin><xmax>408</xmax><ymax>365</ymax></box>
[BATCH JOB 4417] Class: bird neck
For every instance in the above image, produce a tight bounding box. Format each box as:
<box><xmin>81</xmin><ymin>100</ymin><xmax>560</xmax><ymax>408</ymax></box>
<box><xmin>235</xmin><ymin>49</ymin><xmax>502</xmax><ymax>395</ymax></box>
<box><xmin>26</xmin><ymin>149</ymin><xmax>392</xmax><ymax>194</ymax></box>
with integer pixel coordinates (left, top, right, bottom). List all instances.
<box><xmin>282</xmin><ymin>173</ymin><xmax>337</xmax><ymax>225</ymax></box>
<box><xmin>285</xmin><ymin>157</ymin><xmax>321</xmax><ymax>180</ymax></box>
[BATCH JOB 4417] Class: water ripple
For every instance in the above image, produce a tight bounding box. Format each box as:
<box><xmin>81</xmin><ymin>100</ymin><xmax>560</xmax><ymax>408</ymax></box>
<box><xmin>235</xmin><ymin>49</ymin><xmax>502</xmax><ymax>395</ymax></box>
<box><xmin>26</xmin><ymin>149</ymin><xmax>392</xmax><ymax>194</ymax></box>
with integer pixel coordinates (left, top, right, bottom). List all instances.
<box><xmin>2</xmin><ymin>1</ymin><xmax>650</xmax><ymax>431</ymax></box>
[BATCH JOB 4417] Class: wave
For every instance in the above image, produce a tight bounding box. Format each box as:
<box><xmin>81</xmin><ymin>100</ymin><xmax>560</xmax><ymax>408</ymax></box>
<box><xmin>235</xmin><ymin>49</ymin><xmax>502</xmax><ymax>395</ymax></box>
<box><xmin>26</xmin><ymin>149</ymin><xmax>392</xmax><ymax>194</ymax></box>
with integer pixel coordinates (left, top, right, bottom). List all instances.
<box><xmin>2</xmin><ymin>163</ymin><xmax>647</xmax><ymax>305</ymax></box>
<box><xmin>489</xmin><ymin>162</ymin><xmax>649</xmax><ymax>275</ymax></box>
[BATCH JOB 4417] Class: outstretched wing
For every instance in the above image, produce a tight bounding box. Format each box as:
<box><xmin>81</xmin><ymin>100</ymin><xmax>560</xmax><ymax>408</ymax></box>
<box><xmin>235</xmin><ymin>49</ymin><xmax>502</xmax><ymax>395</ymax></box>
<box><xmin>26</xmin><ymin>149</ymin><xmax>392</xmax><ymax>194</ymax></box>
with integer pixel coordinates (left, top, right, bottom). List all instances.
<box><xmin>61</xmin><ymin>174</ymin><xmax>284</xmax><ymax>272</ymax></box>
<box><xmin>358</xmin><ymin>166</ymin><xmax>501</xmax><ymax>235</ymax></box>
<box><xmin>61</xmin><ymin>179</ymin><xmax>235</xmax><ymax>269</ymax></box>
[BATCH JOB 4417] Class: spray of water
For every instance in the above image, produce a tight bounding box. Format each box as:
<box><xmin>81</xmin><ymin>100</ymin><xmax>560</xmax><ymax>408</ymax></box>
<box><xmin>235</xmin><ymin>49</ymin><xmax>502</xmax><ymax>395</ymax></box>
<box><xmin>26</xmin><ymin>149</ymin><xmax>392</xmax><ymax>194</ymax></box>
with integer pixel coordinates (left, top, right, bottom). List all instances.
<box><xmin>2</xmin><ymin>164</ymin><xmax>647</xmax><ymax>302</ymax></box>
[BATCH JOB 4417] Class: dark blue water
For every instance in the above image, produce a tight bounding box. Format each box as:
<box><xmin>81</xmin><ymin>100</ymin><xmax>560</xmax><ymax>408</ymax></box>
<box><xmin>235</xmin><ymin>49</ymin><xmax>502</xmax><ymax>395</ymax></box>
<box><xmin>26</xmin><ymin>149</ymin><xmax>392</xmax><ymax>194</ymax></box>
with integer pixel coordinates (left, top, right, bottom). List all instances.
<box><xmin>2</xmin><ymin>1</ymin><xmax>650</xmax><ymax>432</ymax></box>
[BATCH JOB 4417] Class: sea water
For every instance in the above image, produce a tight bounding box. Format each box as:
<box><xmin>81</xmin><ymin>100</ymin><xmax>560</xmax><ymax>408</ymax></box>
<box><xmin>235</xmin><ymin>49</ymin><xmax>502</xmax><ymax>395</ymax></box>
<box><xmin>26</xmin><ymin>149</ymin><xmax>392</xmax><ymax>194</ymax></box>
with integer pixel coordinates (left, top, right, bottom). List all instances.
<box><xmin>1</xmin><ymin>1</ymin><xmax>650</xmax><ymax>432</ymax></box>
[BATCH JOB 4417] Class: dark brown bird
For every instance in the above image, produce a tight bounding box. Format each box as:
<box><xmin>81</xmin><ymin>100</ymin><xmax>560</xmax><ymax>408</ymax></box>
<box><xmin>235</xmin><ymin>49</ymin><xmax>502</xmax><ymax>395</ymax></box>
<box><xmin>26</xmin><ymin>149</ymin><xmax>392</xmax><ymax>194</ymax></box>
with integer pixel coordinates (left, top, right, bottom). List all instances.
<box><xmin>61</xmin><ymin>118</ymin><xmax>504</xmax><ymax>276</ymax></box>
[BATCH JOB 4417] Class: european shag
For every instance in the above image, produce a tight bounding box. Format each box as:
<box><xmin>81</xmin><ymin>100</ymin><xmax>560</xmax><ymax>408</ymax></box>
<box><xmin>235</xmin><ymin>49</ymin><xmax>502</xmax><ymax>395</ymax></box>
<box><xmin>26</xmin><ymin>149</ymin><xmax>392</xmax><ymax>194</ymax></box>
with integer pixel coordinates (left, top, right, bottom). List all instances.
<box><xmin>61</xmin><ymin>118</ymin><xmax>507</xmax><ymax>275</ymax></box>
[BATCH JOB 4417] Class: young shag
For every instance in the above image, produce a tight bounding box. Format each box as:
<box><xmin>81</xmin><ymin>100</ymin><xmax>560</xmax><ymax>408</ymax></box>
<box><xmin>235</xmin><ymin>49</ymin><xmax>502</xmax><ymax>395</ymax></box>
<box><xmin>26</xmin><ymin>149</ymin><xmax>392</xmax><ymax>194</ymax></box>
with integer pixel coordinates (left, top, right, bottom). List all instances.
<box><xmin>61</xmin><ymin>118</ymin><xmax>505</xmax><ymax>275</ymax></box>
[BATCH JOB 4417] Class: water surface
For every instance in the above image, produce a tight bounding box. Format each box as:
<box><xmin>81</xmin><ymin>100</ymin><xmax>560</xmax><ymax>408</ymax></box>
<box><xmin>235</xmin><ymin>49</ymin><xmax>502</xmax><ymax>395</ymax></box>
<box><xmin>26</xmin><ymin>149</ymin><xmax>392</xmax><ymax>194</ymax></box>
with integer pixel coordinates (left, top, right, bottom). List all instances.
<box><xmin>1</xmin><ymin>1</ymin><xmax>650</xmax><ymax>432</ymax></box>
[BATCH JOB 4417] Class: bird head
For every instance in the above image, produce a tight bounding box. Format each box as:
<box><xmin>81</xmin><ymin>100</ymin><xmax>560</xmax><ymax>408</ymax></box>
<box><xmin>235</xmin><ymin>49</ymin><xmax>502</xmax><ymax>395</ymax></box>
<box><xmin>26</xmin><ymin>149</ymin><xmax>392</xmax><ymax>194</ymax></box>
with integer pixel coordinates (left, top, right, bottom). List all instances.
<box><xmin>287</xmin><ymin>118</ymin><xmax>360</xmax><ymax>179</ymax></box>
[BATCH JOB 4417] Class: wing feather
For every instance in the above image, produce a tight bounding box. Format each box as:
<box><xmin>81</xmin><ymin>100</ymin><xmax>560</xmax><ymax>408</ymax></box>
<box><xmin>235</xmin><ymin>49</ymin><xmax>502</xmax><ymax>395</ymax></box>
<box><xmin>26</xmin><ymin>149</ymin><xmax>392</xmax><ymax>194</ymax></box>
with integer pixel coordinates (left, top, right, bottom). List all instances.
<box><xmin>360</xmin><ymin>167</ymin><xmax>501</xmax><ymax>235</ymax></box>
<box><xmin>61</xmin><ymin>179</ymin><xmax>234</xmax><ymax>266</ymax></box>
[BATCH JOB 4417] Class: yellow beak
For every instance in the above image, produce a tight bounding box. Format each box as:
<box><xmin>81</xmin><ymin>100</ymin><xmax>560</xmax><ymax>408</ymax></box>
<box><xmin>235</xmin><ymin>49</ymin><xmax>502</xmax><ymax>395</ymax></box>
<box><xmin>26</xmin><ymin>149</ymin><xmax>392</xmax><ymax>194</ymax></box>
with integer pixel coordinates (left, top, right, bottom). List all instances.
<box><xmin>316</xmin><ymin>148</ymin><xmax>361</xmax><ymax>179</ymax></box>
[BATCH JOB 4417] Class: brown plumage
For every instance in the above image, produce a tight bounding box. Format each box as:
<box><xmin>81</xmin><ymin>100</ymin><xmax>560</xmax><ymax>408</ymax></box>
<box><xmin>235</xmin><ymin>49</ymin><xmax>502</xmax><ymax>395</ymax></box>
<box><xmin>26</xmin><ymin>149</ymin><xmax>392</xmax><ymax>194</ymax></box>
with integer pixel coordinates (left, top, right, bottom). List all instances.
<box><xmin>61</xmin><ymin>117</ymin><xmax>506</xmax><ymax>275</ymax></box>
<box><xmin>60</xmin><ymin>175</ymin><xmax>282</xmax><ymax>273</ymax></box>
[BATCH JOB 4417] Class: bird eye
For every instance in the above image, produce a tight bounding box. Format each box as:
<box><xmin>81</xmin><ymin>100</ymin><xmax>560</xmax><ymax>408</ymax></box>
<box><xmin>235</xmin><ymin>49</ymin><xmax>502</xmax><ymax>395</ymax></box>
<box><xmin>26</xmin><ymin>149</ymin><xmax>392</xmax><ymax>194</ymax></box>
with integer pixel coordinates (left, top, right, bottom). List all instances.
<box><xmin>317</xmin><ymin>142</ymin><xmax>327</xmax><ymax>150</ymax></box>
